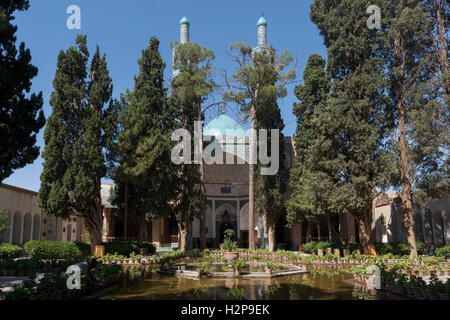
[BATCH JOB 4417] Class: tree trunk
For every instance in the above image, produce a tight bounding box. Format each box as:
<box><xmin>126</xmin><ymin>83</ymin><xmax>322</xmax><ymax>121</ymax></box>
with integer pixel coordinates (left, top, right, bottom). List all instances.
<box><xmin>248</xmin><ymin>105</ymin><xmax>256</xmax><ymax>250</ymax></box>
<box><xmin>355</xmin><ymin>213</ymin><xmax>372</xmax><ymax>249</ymax></box>
<box><xmin>179</xmin><ymin>222</ymin><xmax>188</xmax><ymax>252</ymax></box>
<box><xmin>399</xmin><ymin>108</ymin><xmax>418</xmax><ymax>258</ymax></box>
<box><xmin>317</xmin><ymin>221</ymin><xmax>321</xmax><ymax>241</ymax></box>
<box><xmin>306</xmin><ymin>220</ymin><xmax>312</xmax><ymax>243</ymax></box>
<box><xmin>84</xmin><ymin>201</ymin><xmax>103</xmax><ymax>254</ymax></box>
<box><xmin>124</xmin><ymin>179</ymin><xmax>128</xmax><ymax>239</ymax></box>
<box><xmin>137</xmin><ymin>211</ymin><xmax>147</xmax><ymax>243</ymax></box>
<box><xmin>394</xmin><ymin>30</ymin><xmax>418</xmax><ymax>258</ymax></box>
<box><xmin>197</xmin><ymin>101</ymin><xmax>207</xmax><ymax>250</ymax></box>
<box><xmin>327</xmin><ymin>215</ymin><xmax>333</xmax><ymax>243</ymax></box>
<box><xmin>435</xmin><ymin>0</ymin><xmax>449</xmax><ymax>95</ymax></box>
<box><xmin>267</xmin><ymin>222</ymin><xmax>276</xmax><ymax>252</ymax></box>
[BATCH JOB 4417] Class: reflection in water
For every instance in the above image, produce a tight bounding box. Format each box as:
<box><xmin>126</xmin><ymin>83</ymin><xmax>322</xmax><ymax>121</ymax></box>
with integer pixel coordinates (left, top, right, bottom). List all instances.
<box><xmin>83</xmin><ymin>268</ymin><xmax>407</xmax><ymax>300</ymax></box>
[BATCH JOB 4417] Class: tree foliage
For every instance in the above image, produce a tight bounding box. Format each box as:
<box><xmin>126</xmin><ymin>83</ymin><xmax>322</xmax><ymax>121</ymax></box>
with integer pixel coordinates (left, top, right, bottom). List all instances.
<box><xmin>112</xmin><ymin>37</ymin><xmax>176</xmax><ymax>240</ymax></box>
<box><xmin>0</xmin><ymin>0</ymin><xmax>44</xmax><ymax>182</ymax></box>
<box><xmin>38</xmin><ymin>35</ymin><xmax>115</xmax><ymax>251</ymax></box>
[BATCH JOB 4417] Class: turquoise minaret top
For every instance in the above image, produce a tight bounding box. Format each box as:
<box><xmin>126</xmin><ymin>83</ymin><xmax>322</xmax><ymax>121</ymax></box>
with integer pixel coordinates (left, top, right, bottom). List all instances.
<box><xmin>257</xmin><ymin>16</ymin><xmax>267</xmax><ymax>27</ymax></box>
<box><xmin>179</xmin><ymin>16</ymin><xmax>190</xmax><ymax>25</ymax></box>
<box><xmin>256</xmin><ymin>14</ymin><xmax>268</xmax><ymax>49</ymax></box>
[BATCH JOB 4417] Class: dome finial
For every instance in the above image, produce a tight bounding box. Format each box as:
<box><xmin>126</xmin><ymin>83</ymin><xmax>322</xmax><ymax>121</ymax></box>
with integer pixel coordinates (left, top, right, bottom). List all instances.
<box><xmin>179</xmin><ymin>16</ymin><xmax>190</xmax><ymax>26</ymax></box>
<box><xmin>257</xmin><ymin>14</ymin><xmax>267</xmax><ymax>27</ymax></box>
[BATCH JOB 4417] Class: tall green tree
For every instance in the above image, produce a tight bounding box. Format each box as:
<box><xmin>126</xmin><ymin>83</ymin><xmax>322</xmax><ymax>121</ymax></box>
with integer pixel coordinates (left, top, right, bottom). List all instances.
<box><xmin>114</xmin><ymin>37</ymin><xmax>176</xmax><ymax>243</ymax></box>
<box><xmin>38</xmin><ymin>35</ymin><xmax>114</xmax><ymax>252</ymax></box>
<box><xmin>223</xmin><ymin>43</ymin><xmax>295</xmax><ymax>249</ymax></box>
<box><xmin>0</xmin><ymin>0</ymin><xmax>44</xmax><ymax>182</ymax></box>
<box><xmin>310</xmin><ymin>0</ymin><xmax>392</xmax><ymax>250</ymax></box>
<box><xmin>254</xmin><ymin>92</ymin><xmax>286</xmax><ymax>251</ymax></box>
<box><xmin>170</xmin><ymin>41</ymin><xmax>216</xmax><ymax>249</ymax></box>
<box><xmin>170</xmin><ymin>41</ymin><xmax>219</xmax><ymax>251</ymax></box>
<box><xmin>379</xmin><ymin>0</ymin><xmax>446</xmax><ymax>256</ymax></box>
<box><xmin>286</xmin><ymin>54</ymin><xmax>333</xmax><ymax>243</ymax></box>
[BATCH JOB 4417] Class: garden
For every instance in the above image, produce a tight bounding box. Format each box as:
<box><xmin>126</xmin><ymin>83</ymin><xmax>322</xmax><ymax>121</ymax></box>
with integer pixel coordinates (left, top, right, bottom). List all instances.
<box><xmin>1</xmin><ymin>238</ymin><xmax>450</xmax><ymax>300</ymax></box>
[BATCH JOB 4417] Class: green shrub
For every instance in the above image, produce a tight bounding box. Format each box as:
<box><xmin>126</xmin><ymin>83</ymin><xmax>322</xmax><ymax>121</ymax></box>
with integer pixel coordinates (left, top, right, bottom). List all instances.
<box><xmin>346</xmin><ymin>242</ymin><xmax>363</xmax><ymax>253</ymax></box>
<box><xmin>316</xmin><ymin>241</ymin><xmax>331</xmax><ymax>250</ymax></box>
<box><xmin>74</xmin><ymin>241</ymin><xmax>91</xmax><ymax>257</ymax></box>
<box><xmin>303</xmin><ymin>241</ymin><xmax>318</xmax><ymax>254</ymax></box>
<box><xmin>24</xmin><ymin>240</ymin><xmax>89</xmax><ymax>260</ymax></box>
<box><xmin>103</xmin><ymin>242</ymin><xmax>140</xmax><ymax>256</ymax></box>
<box><xmin>0</xmin><ymin>243</ymin><xmax>23</xmax><ymax>260</ymax></box>
<box><xmin>374</xmin><ymin>242</ymin><xmax>409</xmax><ymax>256</ymax></box>
<box><xmin>390</xmin><ymin>242</ymin><xmax>410</xmax><ymax>256</ymax></box>
<box><xmin>103</xmin><ymin>241</ymin><xmax>156</xmax><ymax>257</ymax></box>
<box><xmin>416</xmin><ymin>241</ymin><xmax>426</xmax><ymax>255</ymax></box>
<box><xmin>137</xmin><ymin>242</ymin><xmax>156</xmax><ymax>255</ymax></box>
<box><xmin>436</xmin><ymin>246</ymin><xmax>450</xmax><ymax>259</ymax></box>
<box><xmin>374</xmin><ymin>243</ymin><xmax>392</xmax><ymax>255</ymax></box>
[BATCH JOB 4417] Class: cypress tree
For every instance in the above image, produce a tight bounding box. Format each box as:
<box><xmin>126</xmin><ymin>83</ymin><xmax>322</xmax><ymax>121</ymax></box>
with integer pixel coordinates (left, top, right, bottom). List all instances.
<box><xmin>0</xmin><ymin>0</ymin><xmax>44</xmax><ymax>182</ymax></box>
<box><xmin>310</xmin><ymin>0</ymin><xmax>392</xmax><ymax>251</ymax></box>
<box><xmin>115</xmin><ymin>37</ymin><xmax>176</xmax><ymax>243</ymax></box>
<box><xmin>254</xmin><ymin>91</ymin><xmax>286</xmax><ymax>251</ymax></box>
<box><xmin>286</xmin><ymin>54</ymin><xmax>333</xmax><ymax>243</ymax></box>
<box><xmin>38</xmin><ymin>35</ymin><xmax>113</xmax><ymax>252</ymax></box>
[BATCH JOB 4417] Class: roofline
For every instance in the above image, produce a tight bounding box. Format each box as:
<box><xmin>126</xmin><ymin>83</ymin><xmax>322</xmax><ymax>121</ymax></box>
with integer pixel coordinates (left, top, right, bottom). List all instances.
<box><xmin>0</xmin><ymin>183</ymin><xmax>38</xmax><ymax>196</ymax></box>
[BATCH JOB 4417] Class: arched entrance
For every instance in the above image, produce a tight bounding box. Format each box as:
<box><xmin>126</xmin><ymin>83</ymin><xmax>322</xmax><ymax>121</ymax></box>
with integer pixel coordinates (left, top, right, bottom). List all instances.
<box><xmin>23</xmin><ymin>212</ymin><xmax>32</xmax><ymax>244</ymax></box>
<box><xmin>218</xmin><ymin>210</ymin><xmax>235</xmax><ymax>243</ymax></box>
<box><xmin>215</xmin><ymin>203</ymin><xmax>237</xmax><ymax>245</ymax></box>
<box><xmin>12</xmin><ymin>211</ymin><xmax>22</xmax><ymax>244</ymax></box>
<box><xmin>32</xmin><ymin>214</ymin><xmax>40</xmax><ymax>240</ymax></box>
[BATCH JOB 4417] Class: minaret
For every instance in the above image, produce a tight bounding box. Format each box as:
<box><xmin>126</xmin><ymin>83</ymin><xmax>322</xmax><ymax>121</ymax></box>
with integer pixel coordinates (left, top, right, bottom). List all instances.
<box><xmin>253</xmin><ymin>13</ymin><xmax>270</xmax><ymax>55</ymax></box>
<box><xmin>179</xmin><ymin>16</ymin><xmax>190</xmax><ymax>44</ymax></box>
<box><xmin>257</xmin><ymin>13</ymin><xmax>267</xmax><ymax>47</ymax></box>
<box><xmin>173</xmin><ymin>16</ymin><xmax>190</xmax><ymax>78</ymax></box>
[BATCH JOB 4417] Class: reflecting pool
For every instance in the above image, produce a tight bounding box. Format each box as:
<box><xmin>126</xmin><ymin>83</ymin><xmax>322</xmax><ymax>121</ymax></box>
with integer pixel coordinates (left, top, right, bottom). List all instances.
<box><xmin>85</xmin><ymin>267</ymin><xmax>407</xmax><ymax>300</ymax></box>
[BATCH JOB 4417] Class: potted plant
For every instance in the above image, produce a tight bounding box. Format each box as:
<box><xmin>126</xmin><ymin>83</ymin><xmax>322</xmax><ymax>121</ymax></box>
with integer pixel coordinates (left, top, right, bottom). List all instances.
<box><xmin>230</xmin><ymin>258</ymin><xmax>246</xmax><ymax>276</ymax></box>
<box><xmin>198</xmin><ymin>262</ymin><xmax>214</xmax><ymax>277</ymax></box>
<box><xmin>222</xmin><ymin>229</ymin><xmax>239</xmax><ymax>262</ymax></box>
<box><xmin>266</xmin><ymin>261</ymin><xmax>274</xmax><ymax>275</ymax></box>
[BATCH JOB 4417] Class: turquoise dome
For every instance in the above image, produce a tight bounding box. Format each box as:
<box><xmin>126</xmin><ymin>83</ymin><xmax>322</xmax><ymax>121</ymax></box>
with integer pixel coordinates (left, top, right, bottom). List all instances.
<box><xmin>257</xmin><ymin>16</ymin><xmax>267</xmax><ymax>27</ymax></box>
<box><xmin>203</xmin><ymin>115</ymin><xmax>246</xmax><ymax>137</ymax></box>
<box><xmin>179</xmin><ymin>16</ymin><xmax>190</xmax><ymax>25</ymax></box>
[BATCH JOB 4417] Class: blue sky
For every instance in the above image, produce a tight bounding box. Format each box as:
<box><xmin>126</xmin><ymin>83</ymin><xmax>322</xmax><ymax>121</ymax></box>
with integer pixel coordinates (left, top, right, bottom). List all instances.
<box><xmin>4</xmin><ymin>0</ymin><xmax>327</xmax><ymax>191</ymax></box>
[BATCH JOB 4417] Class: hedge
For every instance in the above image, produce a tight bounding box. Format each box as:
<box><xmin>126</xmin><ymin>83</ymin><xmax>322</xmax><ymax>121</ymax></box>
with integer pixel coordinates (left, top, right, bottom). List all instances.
<box><xmin>303</xmin><ymin>241</ymin><xmax>416</xmax><ymax>256</ymax></box>
<box><xmin>374</xmin><ymin>242</ymin><xmax>410</xmax><ymax>256</ymax></box>
<box><xmin>303</xmin><ymin>241</ymin><xmax>318</xmax><ymax>254</ymax></box>
<box><xmin>436</xmin><ymin>246</ymin><xmax>450</xmax><ymax>259</ymax></box>
<box><xmin>103</xmin><ymin>241</ymin><xmax>156</xmax><ymax>257</ymax></box>
<box><xmin>24</xmin><ymin>241</ymin><xmax>90</xmax><ymax>260</ymax></box>
<box><xmin>0</xmin><ymin>243</ymin><xmax>23</xmax><ymax>260</ymax></box>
